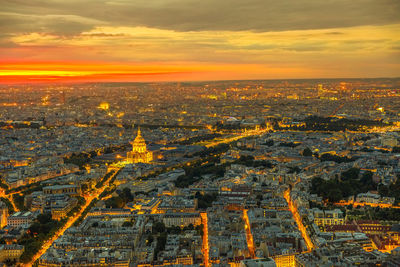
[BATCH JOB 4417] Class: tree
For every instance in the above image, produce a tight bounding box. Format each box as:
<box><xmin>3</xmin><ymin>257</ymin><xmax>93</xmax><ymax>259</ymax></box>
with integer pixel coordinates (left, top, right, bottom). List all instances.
<box><xmin>360</xmin><ymin>171</ymin><xmax>376</xmax><ymax>191</ymax></box>
<box><xmin>81</xmin><ymin>183</ymin><xmax>88</xmax><ymax>192</ymax></box>
<box><xmin>117</xmin><ymin>188</ymin><xmax>134</xmax><ymax>203</ymax></box>
<box><xmin>0</xmin><ymin>179</ymin><xmax>8</xmax><ymax>190</ymax></box>
<box><xmin>153</xmin><ymin>221</ymin><xmax>166</xmax><ymax>234</ymax></box>
<box><xmin>288</xmin><ymin>166</ymin><xmax>301</xmax><ymax>174</ymax></box>
<box><xmin>302</xmin><ymin>147</ymin><xmax>313</xmax><ymax>157</ymax></box>
<box><xmin>263</xmin><ymin>140</ymin><xmax>274</xmax><ymax>146</ymax></box>
<box><xmin>197</xmin><ymin>193</ymin><xmax>218</xmax><ymax>209</ymax></box>
<box><xmin>122</xmin><ymin>221</ymin><xmax>133</xmax><ymax>227</ymax></box>
<box><xmin>392</xmin><ymin>146</ymin><xmax>400</xmax><ymax>153</ymax></box>
<box><xmin>378</xmin><ymin>185</ymin><xmax>389</xmax><ymax>196</ymax></box>
<box><xmin>327</xmin><ymin>188</ymin><xmax>343</xmax><ymax>202</ymax></box>
<box><xmin>154</xmin><ymin>232</ymin><xmax>167</xmax><ymax>260</ymax></box>
<box><xmin>341</xmin><ymin>168</ymin><xmax>360</xmax><ymax>181</ymax></box>
<box><xmin>320</xmin><ymin>153</ymin><xmax>354</xmax><ymax>163</ymax></box>
<box><xmin>37</xmin><ymin>213</ymin><xmax>52</xmax><ymax>225</ymax></box>
<box><xmin>4</xmin><ymin>259</ymin><xmax>16</xmax><ymax>266</ymax></box>
<box><xmin>167</xmin><ymin>226</ymin><xmax>181</xmax><ymax>234</ymax></box>
<box><xmin>195</xmin><ymin>224</ymin><xmax>204</xmax><ymax>237</ymax></box>
<box><xmin>13</xmin><ymin>194</ymin><xmax>26</xmax><ymax>211</ymax></box>
<box><xmin>182</xmin><ymin>224</ymin><xmax>194</xmax><ymax>231</ymax></box>
<box><xmin>105</xmin><ymin>196</ymin><xmax>124</xmax><ymax>208</ymax></box>
<box><xmin>146</xmin><ymin>234</ymin><xmax>154</xmax><ymax>246</ymax></box>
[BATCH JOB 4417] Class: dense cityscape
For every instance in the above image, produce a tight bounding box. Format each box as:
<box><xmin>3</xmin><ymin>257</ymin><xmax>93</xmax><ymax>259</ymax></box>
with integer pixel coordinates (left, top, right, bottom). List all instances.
<box><xmin>1</xmin><ymin>0</ymin><xmax>400</xmax><ymax>266</ymax></box>
<box><xmin>0</xmin><ymin>79</ymin><xmax>399</xmax><ymax>266</ymax></box>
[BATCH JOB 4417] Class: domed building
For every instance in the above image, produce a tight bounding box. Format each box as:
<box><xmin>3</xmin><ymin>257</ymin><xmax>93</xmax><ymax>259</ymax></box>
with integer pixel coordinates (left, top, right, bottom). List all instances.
<box><xmin>126</xmin><ymin>128</ymin><xmax>153</xmax><ymax>164</ymax></box>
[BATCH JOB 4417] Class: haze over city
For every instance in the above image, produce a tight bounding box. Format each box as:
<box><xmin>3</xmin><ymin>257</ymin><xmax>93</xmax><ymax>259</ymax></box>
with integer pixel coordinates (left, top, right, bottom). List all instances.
<box><xmin>1</xmin><ymin>1</ymin><xmax>400</xmax><ymax>267</ymax></box>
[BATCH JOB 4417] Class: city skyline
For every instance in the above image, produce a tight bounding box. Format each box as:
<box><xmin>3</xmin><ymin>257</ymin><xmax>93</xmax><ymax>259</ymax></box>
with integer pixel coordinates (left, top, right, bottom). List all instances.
<box><xmin>1</xmin><ymin>0</ymin><xmax>400</xmax><ymax>83</ymax></box>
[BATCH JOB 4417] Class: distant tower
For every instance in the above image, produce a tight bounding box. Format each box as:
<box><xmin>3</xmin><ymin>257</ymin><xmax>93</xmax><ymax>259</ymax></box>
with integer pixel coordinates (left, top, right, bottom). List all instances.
<box><xmin>317</xmin><ymin>84</ymin><xmax>323</xmax><ymax>97</ymax></box>
<box><xmin>61</xmin><ymin>91</ymin><xmax>66</xmax><ymax>105</ymax></box>
<box><xmin>126</xmin><ymin>128</ymin><xmax>153</xmax><ymax>163</ymax></box>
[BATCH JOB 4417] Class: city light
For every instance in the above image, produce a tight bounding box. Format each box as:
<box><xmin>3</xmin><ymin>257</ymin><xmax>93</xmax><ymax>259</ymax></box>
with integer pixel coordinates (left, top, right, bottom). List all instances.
<box><xmin>201</xmin><ymin>212</ymin><xmax>210</xmax><ymax>267</ymax></box>
<box><xmin>243</xmin><ymin>209</ymin><xmax>256</xmax><ymax>258</ymax></box>
<box><xmin>26</xmin><ymin>169</ymin><xmax>121</xmax><ymax>266</ymax></box>
<box><xmin>284</xmin><ymin>188</ymin><xmax>314</xmax><ymax>252</ymax></box>
<box><xmin>0</xmin><ymin>3</ymin><xmax>398</xmax><ymax>263</ymax></box>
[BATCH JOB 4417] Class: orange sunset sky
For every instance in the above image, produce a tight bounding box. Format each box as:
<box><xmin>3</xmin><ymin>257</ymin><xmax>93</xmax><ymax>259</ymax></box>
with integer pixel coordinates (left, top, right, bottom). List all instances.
<box><xmin>0</xmin><ymin>0</ymin><xmax>399</xmax><ymax>83</ymax></box>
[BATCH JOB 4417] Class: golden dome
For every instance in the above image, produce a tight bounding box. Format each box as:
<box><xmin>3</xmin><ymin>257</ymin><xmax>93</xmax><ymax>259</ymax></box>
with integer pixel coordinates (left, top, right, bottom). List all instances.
<box><xmin>127</xmin><ymin>127</ymin><xmax>153</xmax><ymax>163</ymax></box>
<box><xmin>132</xmin><ymin>127</ymin><xmax>145</xmax><ymax>145</ymax></box>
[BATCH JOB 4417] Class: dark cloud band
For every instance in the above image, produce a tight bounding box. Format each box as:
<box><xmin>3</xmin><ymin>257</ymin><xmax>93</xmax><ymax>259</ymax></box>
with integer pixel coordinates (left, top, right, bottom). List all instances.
<box><xmin>1</xmin><ymin>0</ymin><xmax>400</xmax><ymax>36</ymax></box>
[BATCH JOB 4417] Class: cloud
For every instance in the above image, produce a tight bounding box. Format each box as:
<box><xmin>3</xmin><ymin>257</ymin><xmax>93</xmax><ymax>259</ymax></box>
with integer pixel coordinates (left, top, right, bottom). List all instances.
<box><xmin>0</xmin><ymin>12</ymin><xmax>100</xmax><ymax>36</ymax></box>
<box><xmin>1</xmin><ymin>0</ymin><xmax>400</xmax><ymax>36</ymax></box>
<box><xmin>325</xmin><ymin>32</ymin><xmax>345</xmax><ymax>35</ymax></box>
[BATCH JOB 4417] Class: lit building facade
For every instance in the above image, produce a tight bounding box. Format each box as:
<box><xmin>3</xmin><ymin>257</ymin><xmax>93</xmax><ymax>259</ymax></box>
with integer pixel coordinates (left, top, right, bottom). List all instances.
<box><xmin>7</xmin><ymin>211</ymin><xmax>34</xmax><ymax>228</ymax></box>
<box><xmin>126</xmin><ymin>128</ymin><xmax>153</xmax><ymax>164</ymax></box>
<box><xmin>313</xmin><ymin>208</ymin><xmax>345</xmax><ymax>228</ymax></box>
<box><xmin>163</xmin><ymin>212</ymin><xmax>201</xmax><ymax>227</ymax></box>
<box><xmin>0</xmin><ymin>244</ymin><xmax>24</xmax><ymax>262</ymax></box>
<box><xmin>272</xmin><ymin>253</ymin><xmax>295</xmax><ymax>267</ymax></box>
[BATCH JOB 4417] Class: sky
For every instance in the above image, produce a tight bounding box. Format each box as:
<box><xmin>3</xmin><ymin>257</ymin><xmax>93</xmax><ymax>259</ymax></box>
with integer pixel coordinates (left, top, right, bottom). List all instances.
<box><xmin>0</xmin><ymin>0</ymin><xmax>400</xmax><ymax>83</ymax></box>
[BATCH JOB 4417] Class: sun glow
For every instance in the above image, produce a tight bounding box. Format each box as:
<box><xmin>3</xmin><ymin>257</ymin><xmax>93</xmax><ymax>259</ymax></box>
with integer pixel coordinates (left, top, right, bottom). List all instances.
<box><xmin>1</xmin><ymin>23</ymin><xmax>399</xmax><ymax>83</ymax></box>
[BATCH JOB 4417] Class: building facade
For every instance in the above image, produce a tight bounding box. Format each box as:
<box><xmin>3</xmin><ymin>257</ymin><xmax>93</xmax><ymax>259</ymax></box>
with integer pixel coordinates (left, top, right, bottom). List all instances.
<box><xmin>126</xmin><ymin>128</ymin><xmax>153</xmax><ymax>164</ymax></box>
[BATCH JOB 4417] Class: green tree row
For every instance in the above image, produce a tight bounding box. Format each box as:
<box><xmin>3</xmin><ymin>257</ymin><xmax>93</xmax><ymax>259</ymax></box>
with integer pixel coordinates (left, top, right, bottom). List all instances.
<box><xmin>310</xmin><ymin>169</ymin><xmax>376</xmax><ymax>202</ymax></box>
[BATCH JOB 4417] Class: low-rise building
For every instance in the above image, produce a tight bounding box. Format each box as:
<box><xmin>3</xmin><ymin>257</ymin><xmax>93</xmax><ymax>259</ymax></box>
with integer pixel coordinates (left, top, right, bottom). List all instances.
<box><xmin>0</xmin><ymin>244</ymin><xmax>24</xmax><ymax>262</ymax></box>
<box><xmin>163</xmin><ymin>212</ymin><xmax>201</xmax><ymax>227</ymax></box>
<box><xmin>43</xmin><ymin>184</ymin><xmax>81</xmax><ymax>196</ymax></box>
<box><xmin>7</xmin><ymin>211</ymin><xmax>35</xmax><ymax>228</ymax></box>
<box><xmin>312</xmin><ymin>208</ymin><xmax>344</xmax><ymax>228</ymax></box>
